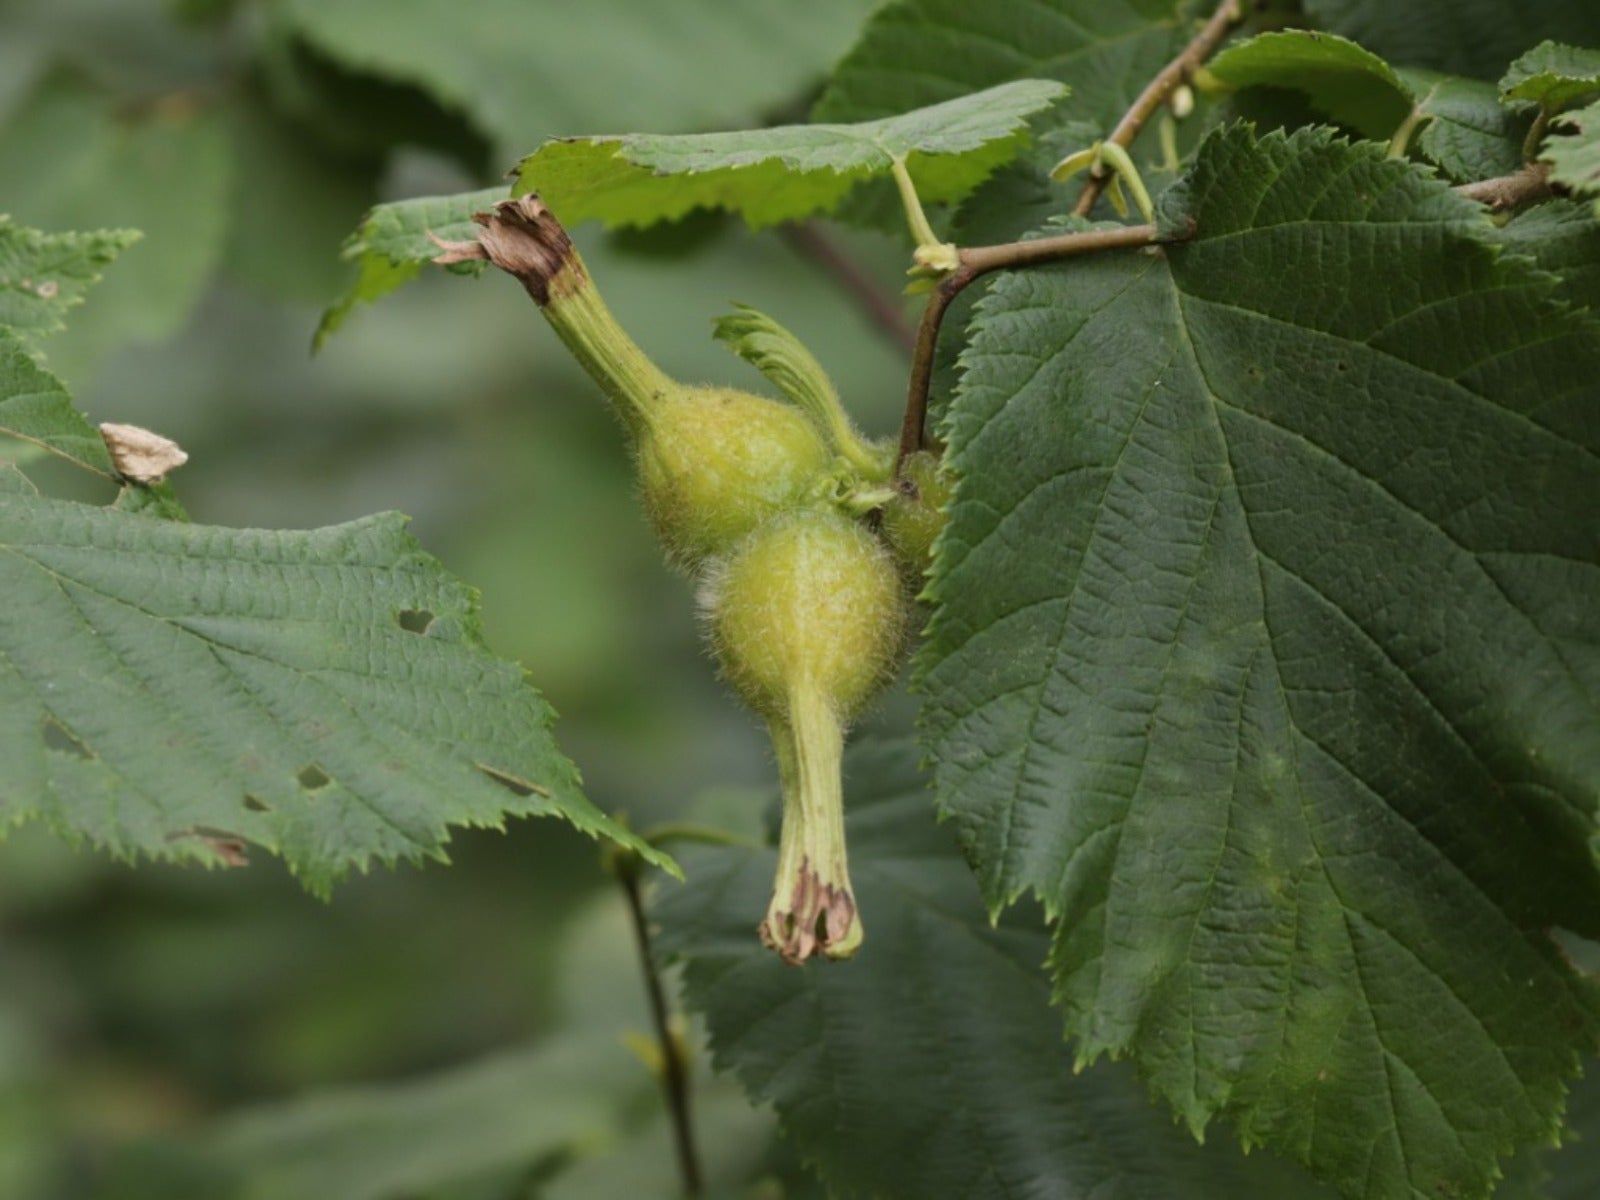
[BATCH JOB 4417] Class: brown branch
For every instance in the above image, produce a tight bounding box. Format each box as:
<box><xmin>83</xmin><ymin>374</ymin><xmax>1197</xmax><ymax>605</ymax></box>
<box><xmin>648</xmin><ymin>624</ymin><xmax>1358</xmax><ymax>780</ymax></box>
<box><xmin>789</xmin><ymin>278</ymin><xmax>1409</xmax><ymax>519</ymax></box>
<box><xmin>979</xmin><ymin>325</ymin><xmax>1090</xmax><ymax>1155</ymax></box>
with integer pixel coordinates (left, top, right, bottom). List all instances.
<box><xmin>781</xmin><ymin>221</ymin><xmax>918</xmax><ymax>354</ymax></box>
<box><xmin>893</xmin><ymin>155</ymin><xmax>1567</xmax><ymax>472</ymax></box>
<box><xmin>895</xmin><ymin>223</ymin><xmax>1168</xmax><ymax>472</ymax></box>
<box><xmin>1455</xmin><ymin>162</ymin><xmax>1556</xmax><ymax>211</ymax></box>
<box><xmin>1073</xmin><ymin>0</ymin><xmax>1244</xmax><ymax>218</ymax></box>
<box><xmin>617</xmin><ymin>859</ymin><xmax>704</xmax><ymax>1197</ymax></box>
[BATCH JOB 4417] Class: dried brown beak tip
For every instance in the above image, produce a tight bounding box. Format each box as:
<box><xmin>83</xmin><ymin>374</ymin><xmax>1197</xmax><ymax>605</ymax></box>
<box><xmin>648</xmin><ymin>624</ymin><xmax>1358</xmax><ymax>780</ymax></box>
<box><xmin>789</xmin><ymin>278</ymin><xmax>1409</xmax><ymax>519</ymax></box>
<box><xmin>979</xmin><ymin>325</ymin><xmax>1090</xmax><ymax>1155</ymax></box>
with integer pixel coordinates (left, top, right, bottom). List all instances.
<box><xmin>425</xmin><ymin>195</ymin><xmax>578</xmax><ymax>304</ymax></box>
<box><xmin>760</xmin><ymin>858</ymin><xmax>863</xmax><ymax>965</ymax></box>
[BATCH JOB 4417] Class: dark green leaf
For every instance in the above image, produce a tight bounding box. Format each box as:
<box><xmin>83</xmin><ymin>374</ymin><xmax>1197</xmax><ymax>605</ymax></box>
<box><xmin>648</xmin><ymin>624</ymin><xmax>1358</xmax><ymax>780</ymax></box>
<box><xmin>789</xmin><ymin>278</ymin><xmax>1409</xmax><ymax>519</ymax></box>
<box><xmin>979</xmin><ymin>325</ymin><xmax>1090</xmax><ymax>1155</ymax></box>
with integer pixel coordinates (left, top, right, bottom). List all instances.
<box><xmin>1205</xmin><ymin>31</ymin><xmax>1527</xmax><ymax>181</ymax></box>
<box><xmin>1402</xmin><ymin>69</ymin><xmax>1528</xmax><ymax>181</ymax></box>
<box><xmin>513</xmin><ymin>80</ymin><xmax>1068</xmax><ymax>230</ymax></box>
<box><xmin>1208</xmin><ymin>31</ymin><xmax>1413</xmax><ymax>138</ymax></box>
<box><xmin>921</xmin><ymin>125</ymin><xmax>1600</xmax><ymax>1200</ymax></box>
<box><xmin>1495</xmin><ymin>200</ymin><xmax>1600</xmax><ymax>310</ymax></box>
<box><xmin>1501</xmin><ymin>41</ymin><xmax>1600</xmax><ymax>111</ymax></box>
<box><xmin>0</xmin><ymin>490</ymin><xmax>674</xmax><ymax>892</ymax></box>
<box><xmin>816</xmin><ymin>0</ymin><xmax>1189</xmax><ymax>130</ymax></box>
<box><xmin>1305</xmin><ymin>0</ymin><xmax>1600</xmax><ymax>81</ymax></box>
<box><xmin>656</xmin><ymin>737</ymin><xmax>1332</xmax><ymax>1200</ymax></box>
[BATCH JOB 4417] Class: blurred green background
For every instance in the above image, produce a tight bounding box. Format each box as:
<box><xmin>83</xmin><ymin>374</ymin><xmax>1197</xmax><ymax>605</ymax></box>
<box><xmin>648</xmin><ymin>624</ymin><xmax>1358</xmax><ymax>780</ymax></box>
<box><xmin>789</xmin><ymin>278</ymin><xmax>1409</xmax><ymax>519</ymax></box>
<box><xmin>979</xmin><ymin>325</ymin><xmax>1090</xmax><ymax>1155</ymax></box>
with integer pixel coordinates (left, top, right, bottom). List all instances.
<box><xmin>0</xmin><ymin>1</ymin><xmax>916</xmax><ymax>1195</ymax></box>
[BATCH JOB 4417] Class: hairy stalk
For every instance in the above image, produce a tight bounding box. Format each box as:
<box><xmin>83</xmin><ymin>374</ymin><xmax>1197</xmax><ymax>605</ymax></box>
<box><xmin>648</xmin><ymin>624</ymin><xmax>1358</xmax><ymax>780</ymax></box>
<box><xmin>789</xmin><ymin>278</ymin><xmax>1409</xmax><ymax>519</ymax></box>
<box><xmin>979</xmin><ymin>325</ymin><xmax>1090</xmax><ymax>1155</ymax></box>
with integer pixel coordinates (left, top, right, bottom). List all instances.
<box><xmin>761</xmin><ymin>684</ymin><xmax>860</xmax><ymax>963</ymax></box>
<box><xmin>432</xmin><ymin>196</ymin><xmax>671</xmax><ymax>434</ymax></box>
<box><xmin>616</xmin><ymin>858</ymin><xmax>704</xmax><ymax>1197</ymax></box>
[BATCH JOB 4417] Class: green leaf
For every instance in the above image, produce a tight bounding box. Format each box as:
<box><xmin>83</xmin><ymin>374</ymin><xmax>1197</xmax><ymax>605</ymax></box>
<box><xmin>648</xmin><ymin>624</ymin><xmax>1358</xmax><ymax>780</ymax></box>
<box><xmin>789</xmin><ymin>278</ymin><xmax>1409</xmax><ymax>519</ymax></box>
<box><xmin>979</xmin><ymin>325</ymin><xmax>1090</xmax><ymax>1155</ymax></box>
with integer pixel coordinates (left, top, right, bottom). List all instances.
<box><xmin>1495</xmin><ymin>200</ymin><xmax>1600</xmax><ymax>310</ymax></box>
<box><xmin>655</xmin><ymin>736</ymin><xmax>1332</xmax><ymax>1200</ymax></box>
<box><xmin>1205</xmin><ymin>31</ymin><xmax>1526</xmax><ymax>180</ymax></box>
<box><xmin>1208</xmin><ymin>31</ymin><xmax>1414</xmax><ymax>138</ymax></box>
<box><xmin>1501</xmin><ymin>40</ymin><xmax>1600</xmax><ymax>111</ymax></box>
<box><xmin>204</xmin><ymin>1033</ymin><xmax>651</xmax><ymax>1200</ymax></box>
<box><xmin>315</xmin><ymin>187</ymin><xmax>503</xmax><ymax>351</ymax></box>
<box><xmin>921</xmin><ymin>125</ymin><xmax>1600</xmax><ymax>1200</ymax></box>
<box><xmin>112</xmin><ymin>479</ymin><xmax>190</xmax><ymax>522</ymax></box>
<box><xmin>513</xmin><ymin>80</ymin><xmax>1068</xmax><ymax>230</ymax></box>
<box><xmin>0</xmin><ymin>490</ymin><xmax>674</xmax><ymax>892</ymax></box>
<box><xmin>0</xmin><ymin>327</ymin><xmax>115</xmax><ymax>477</ymax></box>
<box><xmin>276</xmin><ymin>0</ymin><xmax>882</xmax><ymax>158</ymax></box>
<box><xmin>816</xmin><ymin>0</ymin><xmax>1190</xmax><ymax>131</ymax></box>
<box><xmin>0</xmin><ymin>73</ymin><xmax>233</xmax><ymax>374</ymax></box>
<box><xmin>1304</xmin><ymin>0</ymin><xmax>1600</xmax><ymax>81</ymax></box>
<box><xmin>0</xmin><ymin>216</ymin><xmax>137</xmax><ymax>342</ymax></box>
<box><xmin>1544</xmin><ymin>98</ymin><xmax>1600</xmax><ymax>212</ymax></box>
<box><xmin>1402</xmin><ymin>69</ymin><xmax>1528</xmax><ymax>181</ymax></box>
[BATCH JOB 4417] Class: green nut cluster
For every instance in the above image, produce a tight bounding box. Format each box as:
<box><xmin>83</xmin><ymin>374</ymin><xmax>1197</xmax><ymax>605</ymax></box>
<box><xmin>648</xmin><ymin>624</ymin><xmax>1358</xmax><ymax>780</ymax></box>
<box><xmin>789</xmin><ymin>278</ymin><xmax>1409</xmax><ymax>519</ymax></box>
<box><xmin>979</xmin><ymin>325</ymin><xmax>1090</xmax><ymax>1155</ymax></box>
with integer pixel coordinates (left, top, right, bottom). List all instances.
<box><xmin>443</xmin><ymin>194</ymin><xmax>949</xmax><ymax>964</ymax></box>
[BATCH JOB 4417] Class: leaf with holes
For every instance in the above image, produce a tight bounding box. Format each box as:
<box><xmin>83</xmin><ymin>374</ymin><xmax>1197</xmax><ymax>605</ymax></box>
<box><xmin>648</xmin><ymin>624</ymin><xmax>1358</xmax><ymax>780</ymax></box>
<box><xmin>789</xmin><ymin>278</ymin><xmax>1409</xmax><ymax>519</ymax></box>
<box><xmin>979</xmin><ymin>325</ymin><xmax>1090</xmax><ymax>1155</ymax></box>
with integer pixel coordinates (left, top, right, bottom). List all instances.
<box><xmin>512</xmin><ymin>80</ymin><xmax>1067</xmax><ymax>230</ymax></box>
<box><xmin>1206</xmin><ymin>31</ymin><xmax>1527</xmax><ymax>181</ymax></box>
<box><xmin>0</xmin><ymin>484</ymin><xmax>675</xmax><ymax>892</ymax></box>
<box><xmin>0</xmin><ymin>216</ymin><xmax>138</xmax><ymax>343</ymax></box>
<box><xmin>655</xmin><ymin>736</ymin><xmax>1332</xmax><ymax>1200</ymax></box>
<box><xmin>315</xmin><ymin>187</ymin><xmax>503</xmax><ymax>350</ymax></box>
<box><xmin>919</xmin><ymin>125</ymin><xmax>1600</xmax><ymax>1200</ymax></box>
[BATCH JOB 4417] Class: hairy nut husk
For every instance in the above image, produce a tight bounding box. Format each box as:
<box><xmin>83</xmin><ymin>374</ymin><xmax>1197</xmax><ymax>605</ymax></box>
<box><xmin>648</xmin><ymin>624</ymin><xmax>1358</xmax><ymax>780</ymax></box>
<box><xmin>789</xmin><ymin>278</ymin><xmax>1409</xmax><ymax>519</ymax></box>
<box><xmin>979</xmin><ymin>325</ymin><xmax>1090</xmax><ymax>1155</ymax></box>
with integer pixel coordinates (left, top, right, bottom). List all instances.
<box><xmin>881</xmin><ymin>449</ymin><xmax>952</xmax><ymax>582</ymax></box>
<box><xmin>639</xmin><ymin>385</ymin><xmax>832</xmax><ymax>569</ymax></box>
<box><xmin>705</xmin><ymin>508</ymin><xmax>906</xmax><ymax>721</ymax></box>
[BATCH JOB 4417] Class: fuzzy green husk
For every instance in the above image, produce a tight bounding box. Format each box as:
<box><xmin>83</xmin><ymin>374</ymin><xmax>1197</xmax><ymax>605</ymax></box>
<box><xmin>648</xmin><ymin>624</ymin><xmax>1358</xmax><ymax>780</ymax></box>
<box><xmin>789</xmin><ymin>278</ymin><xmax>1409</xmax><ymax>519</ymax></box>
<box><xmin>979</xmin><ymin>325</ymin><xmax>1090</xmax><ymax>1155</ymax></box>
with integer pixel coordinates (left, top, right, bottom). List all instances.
<box><xmin>882</xmin><ymin>449</ymin><xmax>952</xmax><ymax>582</ymax></box>
<box><xmin>707</xmin><ymin>509</ymin><xmax>906</xmax><ymax>962</ymax></box>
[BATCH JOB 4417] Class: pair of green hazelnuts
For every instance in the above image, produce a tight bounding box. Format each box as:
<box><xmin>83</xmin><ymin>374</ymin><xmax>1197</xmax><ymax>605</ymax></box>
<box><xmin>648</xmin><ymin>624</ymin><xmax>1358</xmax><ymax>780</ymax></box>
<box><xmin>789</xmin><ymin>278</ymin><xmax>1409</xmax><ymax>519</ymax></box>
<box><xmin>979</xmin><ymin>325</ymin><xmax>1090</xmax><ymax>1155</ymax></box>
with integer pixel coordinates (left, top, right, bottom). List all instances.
<box><xmin>437</xmin><ymin>196</ymin><xmax>951</xmax><ymax>963</ymax></box>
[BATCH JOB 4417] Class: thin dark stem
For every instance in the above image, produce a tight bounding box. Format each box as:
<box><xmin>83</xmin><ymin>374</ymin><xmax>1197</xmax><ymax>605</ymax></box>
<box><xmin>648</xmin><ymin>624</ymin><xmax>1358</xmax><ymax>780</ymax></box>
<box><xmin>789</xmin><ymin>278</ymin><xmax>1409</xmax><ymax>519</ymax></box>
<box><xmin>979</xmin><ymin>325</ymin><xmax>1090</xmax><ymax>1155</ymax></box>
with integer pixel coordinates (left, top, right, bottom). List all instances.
<box><xmin>1455</xmin><ymin>162</ymin><xmax>1555</xmax><ymax>211</ymax></box>
<box><xmin>1073</xmin><ymin>0</ymin><xmax>1243</xmax><ymax>218</ymax></box>
<box><xmin>894</xmin><ymin>223</ymin><xmax>1167</xmax><ymax>473</ymax></box>
<box><xmin>895</xmin><ymin>274</ymin><xmax>967</xmax><ymax>469</ymax></box>
<box><xmin>618</xmin><ymin>863</ymin><xmax>704</xmax><ymax>1197</ymax></box>
<box><xmin>780</xmin><ymin>221</ymin><xmax>918</xmax><ymax>354</ymax></box>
